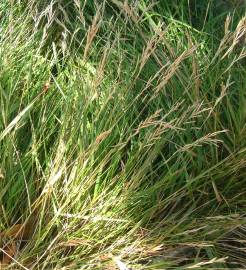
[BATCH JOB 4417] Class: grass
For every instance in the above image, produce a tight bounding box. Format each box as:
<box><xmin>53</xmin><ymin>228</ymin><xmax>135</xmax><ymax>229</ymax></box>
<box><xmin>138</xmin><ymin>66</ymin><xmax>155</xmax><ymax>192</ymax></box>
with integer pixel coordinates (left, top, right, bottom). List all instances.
<box><xmin>0</xmin><ymin>0</ymin><xmax>246</xmax><ymax>269</ymax></box>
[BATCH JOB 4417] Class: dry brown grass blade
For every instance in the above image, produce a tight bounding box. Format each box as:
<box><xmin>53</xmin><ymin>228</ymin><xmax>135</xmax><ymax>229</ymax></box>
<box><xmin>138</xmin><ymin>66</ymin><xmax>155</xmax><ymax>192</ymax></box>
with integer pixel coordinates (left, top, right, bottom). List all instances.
<box><xmin>0</xmin><ymin>223</ymin><xmax>32</xmax><ymax>240</ymax></box>
<box><xmin>0</xmin><ymin>219</ymin><xmax>36</xmax><ymax>267</ymax></box>
<box><xmin>0</xmin><ymin>242</ymin><xmax>17</xmax><ymax>266</ymax></box>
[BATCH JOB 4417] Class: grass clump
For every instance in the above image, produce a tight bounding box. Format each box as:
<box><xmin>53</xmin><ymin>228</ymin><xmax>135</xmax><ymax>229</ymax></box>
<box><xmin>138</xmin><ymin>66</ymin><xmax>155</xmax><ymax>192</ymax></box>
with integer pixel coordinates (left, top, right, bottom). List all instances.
<box><xmin>0</xmin><ymin>0</ymin><xmax>246</xmax><ymax>269</ymax></box>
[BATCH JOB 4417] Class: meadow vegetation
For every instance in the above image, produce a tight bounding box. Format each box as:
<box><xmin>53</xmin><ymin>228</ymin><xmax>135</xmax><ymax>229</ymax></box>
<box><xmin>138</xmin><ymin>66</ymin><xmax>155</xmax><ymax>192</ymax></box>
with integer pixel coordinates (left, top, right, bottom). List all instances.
<box><xmin>0</xmin><ymin>0</ymin><xmax>246</xmax><ymax>269</ymax></box>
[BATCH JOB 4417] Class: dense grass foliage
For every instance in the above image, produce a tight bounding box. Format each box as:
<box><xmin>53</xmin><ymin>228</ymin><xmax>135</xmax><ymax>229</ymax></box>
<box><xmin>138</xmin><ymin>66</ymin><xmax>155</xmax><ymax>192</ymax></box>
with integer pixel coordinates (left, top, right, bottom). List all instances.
<box><xmin>0</xmin><ymin>0</ymin><xmax>246</xmax><ymax>269</ymax></box>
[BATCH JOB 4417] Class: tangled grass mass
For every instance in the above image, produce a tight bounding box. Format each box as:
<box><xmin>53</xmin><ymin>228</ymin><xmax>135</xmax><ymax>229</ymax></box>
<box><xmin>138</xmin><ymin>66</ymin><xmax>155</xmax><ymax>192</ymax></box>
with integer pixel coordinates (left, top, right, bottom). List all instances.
<box><xmin>0</xmin><ymin>0</ymin><xmax>246</xmax><ymax>269</ymax></box>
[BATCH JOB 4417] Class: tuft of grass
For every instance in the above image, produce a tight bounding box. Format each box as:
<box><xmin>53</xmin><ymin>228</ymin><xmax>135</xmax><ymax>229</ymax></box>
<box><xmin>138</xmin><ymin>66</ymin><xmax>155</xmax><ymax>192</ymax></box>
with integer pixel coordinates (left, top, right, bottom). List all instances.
<box><xmin>0</xmin><ymin>0</ymin><xmax>246</xmax><ymax>269</ymax></box>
